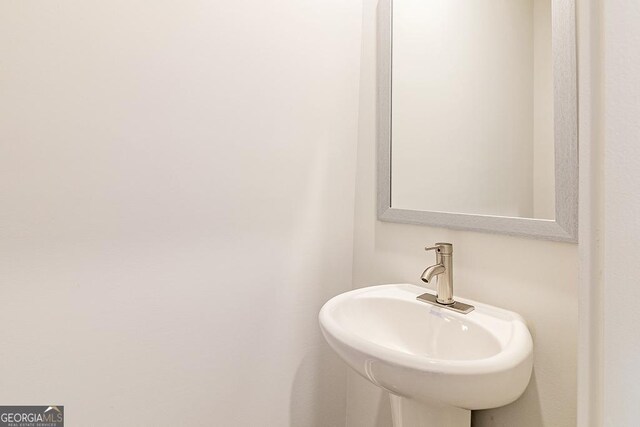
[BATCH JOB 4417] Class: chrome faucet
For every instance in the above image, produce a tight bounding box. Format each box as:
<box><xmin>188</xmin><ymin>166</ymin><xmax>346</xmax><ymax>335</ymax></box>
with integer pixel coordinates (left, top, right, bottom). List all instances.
<box><xmin>418</xmin><ymin>243</ymin><xmax>474</xmax><ymax>314</ymax></box>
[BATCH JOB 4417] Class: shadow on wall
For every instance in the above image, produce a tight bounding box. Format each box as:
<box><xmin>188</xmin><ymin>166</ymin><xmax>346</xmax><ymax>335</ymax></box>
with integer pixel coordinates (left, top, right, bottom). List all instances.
<box><xmin>345</xmin><ymin>373</ymin><xmax>393</xmax><ymax>427</ymax></box>
<box><xmin>371</xmin><ymin>389</ymin><xmax>393</xmax><ymax>427</ymax></box>
<box><xmin>290</xmin><ymin>341</ymin><xmax>348</xmax><ymax>427</ymax></box>
<box><xmin>472</xmin><ymin>368</ymin><xmax>543</xmax><ymax>427</ymax></box>
<box><xmin>286</xmin><ymin>142</ymin><xmax>351</xmax><ymax>426</ymax></box>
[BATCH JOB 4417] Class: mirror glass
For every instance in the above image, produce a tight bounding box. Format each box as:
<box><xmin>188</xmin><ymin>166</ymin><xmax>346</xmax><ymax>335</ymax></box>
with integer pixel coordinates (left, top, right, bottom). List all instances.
<box><xmin>391</xmin><ymin>0</ymin><xmax>554</xmax><ymax>219</ymax></box>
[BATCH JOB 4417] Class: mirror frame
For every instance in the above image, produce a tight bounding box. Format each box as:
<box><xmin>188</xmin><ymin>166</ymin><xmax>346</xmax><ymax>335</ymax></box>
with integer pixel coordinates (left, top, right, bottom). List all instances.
<box><xmin>377</xmin><ymin>0</ymin><xmax>578</xmax><ymax>242</ymax></box>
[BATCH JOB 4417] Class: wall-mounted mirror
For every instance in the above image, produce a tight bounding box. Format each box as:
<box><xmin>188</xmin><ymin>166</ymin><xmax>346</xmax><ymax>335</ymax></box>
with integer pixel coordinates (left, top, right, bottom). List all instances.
<box><xmin>377</xmin><ymin>0</ymin><xmax>577</xmax><ymax>242</ymax></box>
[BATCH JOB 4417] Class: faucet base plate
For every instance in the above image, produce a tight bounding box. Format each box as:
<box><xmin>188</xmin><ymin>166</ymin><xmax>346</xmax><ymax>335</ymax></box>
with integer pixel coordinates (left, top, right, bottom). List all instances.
<box><xmin>417</xmin><ymin>292</ymin><xmax>475</xmax><ymax>314</ymax></box>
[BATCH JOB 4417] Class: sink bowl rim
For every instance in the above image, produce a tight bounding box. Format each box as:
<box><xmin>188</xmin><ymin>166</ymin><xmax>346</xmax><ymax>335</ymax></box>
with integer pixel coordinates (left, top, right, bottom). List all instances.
<box><xmin>319</xmin><ymin>284</ymin><xmax>533</xmax><ymax>376</ymax></box>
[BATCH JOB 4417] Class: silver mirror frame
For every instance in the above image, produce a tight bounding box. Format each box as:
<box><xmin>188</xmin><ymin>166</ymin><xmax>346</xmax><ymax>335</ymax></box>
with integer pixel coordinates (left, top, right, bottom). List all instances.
<box><xmin>377</xmin><ymin>0</ymin><xmax>578</xmax><ymax>243</ymax></box>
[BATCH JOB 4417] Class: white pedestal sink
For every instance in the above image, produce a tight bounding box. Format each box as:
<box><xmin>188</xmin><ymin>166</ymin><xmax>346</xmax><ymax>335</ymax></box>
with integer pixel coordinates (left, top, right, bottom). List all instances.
<box><xmin>319</xmin><ymin>284</ymin><xmax>533</xmax><ymax>427</ymax></box>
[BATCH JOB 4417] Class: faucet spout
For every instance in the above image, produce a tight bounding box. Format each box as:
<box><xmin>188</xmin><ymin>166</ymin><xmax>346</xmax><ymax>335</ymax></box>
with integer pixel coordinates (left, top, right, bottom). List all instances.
<box><xmin>421</xmin><ymin>264</ymin><xmax>445</xmax><ymax>283</ymax></box>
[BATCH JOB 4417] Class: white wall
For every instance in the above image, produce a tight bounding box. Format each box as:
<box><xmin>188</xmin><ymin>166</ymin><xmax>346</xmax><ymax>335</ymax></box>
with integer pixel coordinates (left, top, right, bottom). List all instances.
<box><xmin>0</xmin><ymin>1</ymin><xmax>362</xmax><ymax>426</ymax></box>
<box><xmin>347</xmin><ymin>1</ymin><xmax>578</xmax><ymax>426</ymax></box>
<box><xmin>603</xmin><ymin>0</ymin><xmax>640</xmax><ymax>425</ymax></box>
<box><xmin>576</xmin><ymin>0</ymin><xmax>603</xmax><ymax>423</ymax></box>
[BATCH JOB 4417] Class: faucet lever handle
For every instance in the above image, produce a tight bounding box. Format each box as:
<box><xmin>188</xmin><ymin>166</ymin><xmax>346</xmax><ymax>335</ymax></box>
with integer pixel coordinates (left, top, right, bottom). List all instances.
<box><xmin>424</xmin><ymin>243</ymin><xmax>453</xmax><ymax>255</ymax></box>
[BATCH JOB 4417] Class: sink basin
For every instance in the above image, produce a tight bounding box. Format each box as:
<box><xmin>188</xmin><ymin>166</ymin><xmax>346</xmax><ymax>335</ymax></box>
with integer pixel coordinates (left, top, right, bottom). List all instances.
<box><xmin>319</xmin><ymin>284</ymin><xmax>533</xmax><ymax>427</ymax></box>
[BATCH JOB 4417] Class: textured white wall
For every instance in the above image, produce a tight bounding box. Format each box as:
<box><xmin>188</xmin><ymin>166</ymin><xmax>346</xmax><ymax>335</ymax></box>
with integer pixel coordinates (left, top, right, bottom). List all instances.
<box><xmin>347</xmin><ymin>1</ymin><xmax>578</xmax><ymax>426</ymax></box>
<box><xmin>603</xmin><ymin>0</ymin><xmax>640</xmax><ymax>425</ymax></box>
<box><xmin>0</xmin><ymin>1</ymin><xmax>362</xmax><ymax>425</ymax></box>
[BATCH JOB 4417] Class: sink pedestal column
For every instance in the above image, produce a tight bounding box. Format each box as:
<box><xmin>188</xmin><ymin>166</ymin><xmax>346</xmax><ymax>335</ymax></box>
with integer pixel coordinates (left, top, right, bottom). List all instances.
<box><xmin>389</xmin><ymin>395</ymin><xmax>470</xmax><ymax>427</ymax></box>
